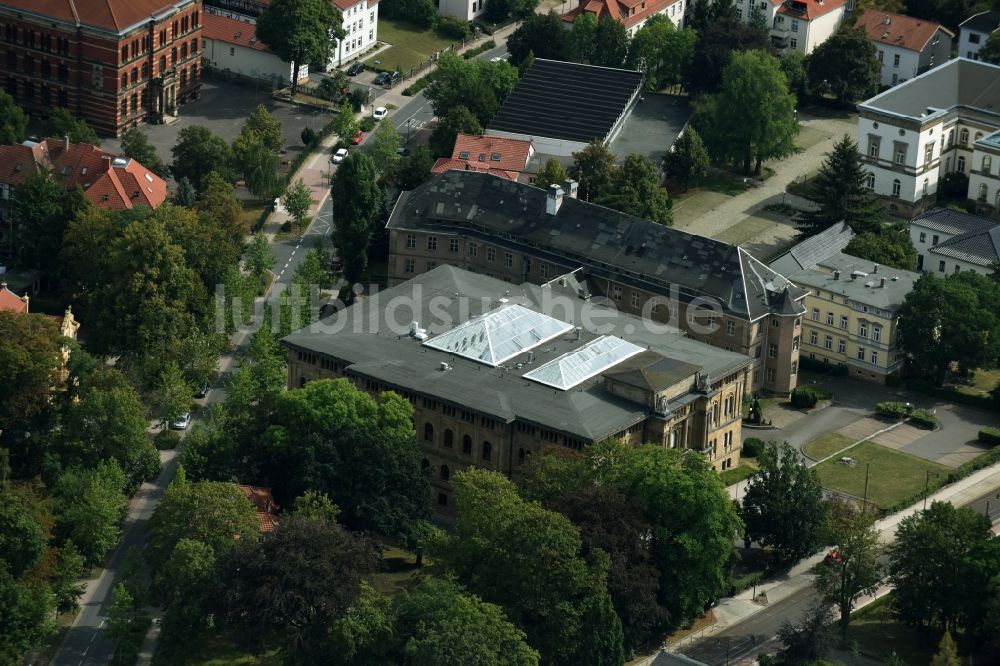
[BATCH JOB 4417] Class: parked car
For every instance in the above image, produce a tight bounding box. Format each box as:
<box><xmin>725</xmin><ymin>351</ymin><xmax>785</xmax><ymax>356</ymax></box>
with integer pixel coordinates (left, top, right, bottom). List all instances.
<box><xmin>351</xmin><ymin>130</ymin><xmax>364</xmax><ymax>145</ymax></box>
<box><xmin>346</xmin><ymin>61</ymin><xmax>365</xmax><ymax>76</ymax></box>
<box><xmin>397</xmin><ymin>147</ymin><xmax>411</xmax><ymax>157</ymax></box>
<box><xmin>332</xmin><ymin>147</ymin><xmax>348</xmax><ymax>163</ymax></box>
<box><xmin>373</xmin><ymin>106</ymin><xmax>387</xmax><ymax>121</ymax></box>
<box><xmin>372</xmin><ymin>71</ymin><xmax>391</xmax><ymax>86</ymax></box>
<box><xmin>194</xmin><ymin>384</ymin><xmax>209</xmax><ymax>399</ymax></box>
<box><xmin>824</xmin><ymin>549</ymin><xmax>843</xmax><ymax>565</ymax></box>
<box><xmin>170</xmin><ymin>412</ymin><xmax>191</xmax><ymax>430</ymax></box>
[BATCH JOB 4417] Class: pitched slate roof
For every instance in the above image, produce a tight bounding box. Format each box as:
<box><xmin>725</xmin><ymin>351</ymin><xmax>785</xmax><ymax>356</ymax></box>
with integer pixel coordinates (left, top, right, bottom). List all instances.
<box><xmin>787</xmin><ymin>252</ymin><xmax>921</xmax><ymax>312</ymax></box>
<box><xmin>929</xmin><ymin>226</ymin><xmax>1000</xmax><ymax>267</ymax></box>
<box><xmin>960</xmin><ymin>10</ymin><xmax>1000</xmax><ymax>33</ymax></box>
<box><xmin>202</xmin><ymin>12</ymin><xmax>270</xmax><ymax>52</ymax></box>
<box><xmin>775</xmin><ymin>0</ymin><xmax>847</xmax><ymax>21</ymax></box>
<box><xmin>0</xmin><ymin>139</ymin><xmax>166</xmax><ymax>211</ymax></box>
<box><xmin>769</xmin><ymin>221</ymin><xmax>855</xmax><ymax>276</ymax></box>
<box><xmin>387</xmin><ymin>171</ymin><xmax>807</xmax><ymax>320</ymax></box>
<box><xmin>0</xmin><ymin>0</ymin><xmax>187</xmax><ymax>34</ymax></box>
<box><xmin>909</xmin><ymin>207</ymin><xmax>997</xmax><ymax>236</ymax></box>
<box><xmin>856</xmin><ymin>9</ymin><xmax>953</xmax><ymax>53</ymax></box>
<box><xmin>560</xmin><ymin>0</ymin><xmax>681</xmax><ymax>30</ymax></box>
<box><xmin>487</xmin><ymin>59</ymin><xmax>644</xmax><ymax>145</ymax></box>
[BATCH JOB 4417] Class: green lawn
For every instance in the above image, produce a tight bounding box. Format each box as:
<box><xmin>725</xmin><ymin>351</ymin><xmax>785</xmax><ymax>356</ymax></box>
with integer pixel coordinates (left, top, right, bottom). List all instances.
<box><xmin>802</xmin><ymin>432</ymin><xmax>856</xmax><ymax>462</ymax></box>
<box><xmin>365</xmin><ymin>18</ymin><xmax>454</xmax><ymax>73</ymax></box>
<box><xmin>847</xmin><ymin>596</ymin><xmax>939</xmax><ymax>665</ymax></box>
<box><xmin>957</xmin><ymin>368</ymin><xmax>1000</xmax><ymax>397</ymax></box>
<box><xmin>813</xmin><ymin>441</ymin><xmax>948</xmax><ymax>509</ymax></box>
<box><xmin>371</xmin><ymin>546</ymin><xmax>424</xmax><ymax>598</ymax></box>
<box><xmin>719</xmin><ymin>460</ymin><xmax>758</xmax><ymax>486</ymax></box>
<box><xmin>700</xmin><ymin>171</ymin><xmax>750</xmax><ymax>196</ymax></box>
<box><xmin>187</xmin><ymin>632</ymin><xmax>281</xmax><ymax>666</ymax></box>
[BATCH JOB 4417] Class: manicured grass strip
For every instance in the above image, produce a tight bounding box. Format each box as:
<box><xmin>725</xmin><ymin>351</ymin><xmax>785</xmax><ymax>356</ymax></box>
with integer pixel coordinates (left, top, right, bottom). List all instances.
<box><xmin>802</xmin><ymin>432</ymin><xmax>856</xmax><ymax>462</ymax></box>
<box><xmin>813</xmin><ymin>441</ymin><xmax>948</xmax><ymax>509</ymax></box>
<box><xmin>365</xmin><ymin>18</ymin><xmax>454</xmax><ymax>73</ymax></box>
<box><xmin>720</xmin><ymin>461</ymin><xmax>757</xmax><ymax>487</ymax></box>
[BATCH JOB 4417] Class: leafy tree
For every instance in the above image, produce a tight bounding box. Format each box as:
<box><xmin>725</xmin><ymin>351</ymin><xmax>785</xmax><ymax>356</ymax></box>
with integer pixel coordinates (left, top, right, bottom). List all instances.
<box><xmin>171</xmin><ymin>125</ymin><xmax>234</xmax><ymax>192</ymax></box>
<box><xmin>424</xmin><ymin>53</ymin><xmax>519</xmax><ymax>125</ymax></box>
<box><xmin>262</xmin><ymin>378</ymin><xmax>432</xmax><ymax>539</ymax></box>
<box><xmin>0</xmin><ymin>493</ymin><xmax>45</xmax><ymax>578</ymax></box>
<box><xmin>777</xmin><ymin>602</ymin><xmax>835</xmax><ymax>665</ymax></box>
<box><xmin>54</xmin><ymin>459</ymin><xmax>129</xmax><ymax>565</ymax></box>
<box><xmin>931</xmin><ymin>630</ymin><xmax>961</xmax><ymax>666</ymax></box>
<box><xmin>800</xmin><ymin>135</ymin><xmax>885</xmax><ymax>235</ymax></box>
<box><xmin>380</xmin><ymin>0</ymin><xmax>436</xmax><ymax>26</ymax></box>
<box><xmin>808</xmin><ymin>28</ymin><xmax>880</xmax><ymax>107</ymax></box>
<box><xmin>897</xmin><ymin>273</ymin><xmax>1000</xmax><ymax>386</ymax></box>
<box><xmin>592</xmin><ymin>15</ymin><xmax>628</xmax><ymax>68</ymax></box>
<box><xmin>483</xmin><ymin>0</ymin><xmax>539</xmax><ymax>22</ymax></box>
<box><xmin>779</xmin><ymin>51</ymin><xmax>808</xmax><ymax>105</ymax></box>
<box><xmin>211</xmin><ymin>516</ymin><xmax>382</xmax><ymax>663</ymax></box>
<box><xmin>396</xmin><ymin>146</ymin><xmax>435</xmax><ymax>190</ymax></box>
<box><xmin>244</xmin><ymin>104</ymin><xmax>284</xmax><ymax>152</ymax></box>
<box><xmin>815</xmin><ymin>503</ymin><xmax>882</xmax><ymax>634</ymax></box>
<box><xmin>293</xmin><ymin>249</ymin><xmax>334</xmax><ymax>289</ymax></box>
<box><xmin>741</xmin><ymin>441</ymin><xmax>828</xmax><ymax>563</ymax></box>
<box><xmin>147</xmin><ymin>479</ymin><xmax>259</xmax><ymax>571</ymax></box>
<box><xmin>120</xmin><ymin>128</ymin><xmax>168</xmax><ymax>177</ymax></box>
<box><xmin>0</xmin><ymin>89</ymin><xmax>27</xmax><ymax>145</ymax></box>
<box><xmin>257</xmin><ymin>0</ymin><xmax>344</xmax><ymax>96</ymax></box>
<box><xmin>597</xmin><ymin>153</ymin><xmax>672</xmax><ymax>225</ymax></box>
<box><xmin>628</xmin><ymin>16</ymin><xmax>697</xmax><ymax>91</ymax></box>
<box><xmin>120</xmin><ymin>545</ymin><xmax>149</xmax><ymax>609</ymax></box>
<box><xmin>0</xmin><ymin>312</ymin><xmax>63</xmax><ymax>454</ymax></box>
<box><xmin>507</xmin><ymin>11</ymin><xmax>571</xmax><ymax>66</ymax></box>
<box><xmin>245</xmin><ymin>232</ymin><xmax>276</xmax><ymax>293</ymax></box>
<box><xmin>686</xmin><ymin>18</ymin><xmax>771</xmax><ymax>95</ymax></box>
<box><xmin>428</xmin><ymin>105</ymin><xmax>482</xmax><ymax>158</ymax></box>
<box><xmin>0</xmin><ymin>565</ymin><xmax>54</xmax><ymax>665</ymax></box>
<box><xmin>331</xmin><ymin>154</ymin><xmax>381</xmax><ymax>284</ymax></box>
<box><xmin>233</xmin><ymin>130</ymin><xmax>281</xmax><ymax>199</ymax></box>
<box><xmin>844</xmin><ymin>224</ymin><xmax>918</xmax><ymax>271</ymax></box>
<box><xmin>981</xmin><ymin>31</ymin><xmax>1000</xmax><ymax>65</ymax></box>
<box><xmin>327</xmin><ymin>582</ymin><xmax>395</xmax><ymax>666</ymax></box>
<box><xmin>52</xmin><ymin>541</ymin><xmax>86</xmax><ymax>614</ymax></box>
<box><xmin>107</xmin><ymin>582</ymin><xmax>147</xmax><ymax>649</ymax></box>
<box><xmin>432</xmin><ymin>468</ymin><xmax>624</xmax><ymax>665</ymax></box>
<box><xmin>570</xmin><ymin>12</ymin><xmax>597</xmax><ymax>64</ymax></box>
<box><xmin>664</xmin><ymin>128</ymin><xmax>709</xmax><ymax>191</ymax></box>
<box><xmin>157</xmin><ymin>538</ymin><xmax>217</xmax><ymax>663</ymax></box>
<box><xmin>370</xmin><ymin>120</ymin><xmax>402</xmax><ymax>181</ymax></box>
<box><xmin>291</xmin><ymin>489</ymin><xmax>341</xmax><ymax>524</ymax></box>
<box><xmin>888</xmin><ymin>501</ymin><xmax>993</xmax><ymax>630</ymax></box>
<box><xmin>334</xmin><ymin>102</ymin><xmax>360</xmax><ymax>142</ymax></box>
<box><xmin>535</xmin><ymin>157</ymin><xmax>568</xmax><ymax>191</ymax></box>
<box><xmin>572</xmin><ymin>140</ymin><xmax>616</xmax><ymax>202</ymax></box>
<box><xmin>173</xmin><ymin>177</ymin><xmax>197</xmax><ymax>207</ymax></box>
<box><xmin>393</xmin><ymin>577</ymin><xmax>540</xmax><ymax>666</ymax></box>
<box><xmin>283</xmin><ymin>179</ymin><xmax>313</xmax><ymax>229</ymax></box>
<box><xmin>149</xmin><ymin>361</ymin><xmax>192</xmax><ymax>429</ymax></box>
<box><xmin>11</xmin><ymin>170</ymin><xmax>69</xmax><ymax>273</ymax></box>
<box><xmin>43</xmin><ymin>107</ymin><xmax>100</xmax><ymax>145</ymax></box>
<box><xmin>60</xmin><ymin>368</ymin><xmax>160</xmax><ymax>493</ymax></box>
<box><xmin>196</xmin><ymin>171</ymin><xmax>246</xmax><ymax>242</ymax></box>
<box><xmin>686</xmin><ymin>0</ymin><xmax>712</xmax><ymax>34</ymax></box>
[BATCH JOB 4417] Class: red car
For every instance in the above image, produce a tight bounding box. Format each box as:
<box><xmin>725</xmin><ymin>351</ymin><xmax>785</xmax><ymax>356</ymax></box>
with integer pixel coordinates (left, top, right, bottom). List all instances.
<box><xmin>351</xmin><ymin>130</ymin><xmax>364</xmax><ymax>145</ymax></box>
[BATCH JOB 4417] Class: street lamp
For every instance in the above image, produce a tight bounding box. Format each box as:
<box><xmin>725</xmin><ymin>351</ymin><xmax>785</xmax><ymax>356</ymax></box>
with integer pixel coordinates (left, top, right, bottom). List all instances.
<box><xmin>923</xmin><ymin>470</ymin><xmax>940</xmax><ymax>510</ymax></box>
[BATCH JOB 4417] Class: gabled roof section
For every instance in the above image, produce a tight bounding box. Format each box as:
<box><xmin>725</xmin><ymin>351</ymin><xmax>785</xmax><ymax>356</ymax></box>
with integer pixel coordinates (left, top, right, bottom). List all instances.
<box><xmin>524</xmin><ymin>335</ymin><xmax>644</xmax><ymax>390</ymax></box>
<box><xmin>487</xmin><ymin>59</ymin><xmax>644</xmax><ymax>145</ymax></box>
<box><xmin>0</xmin><ymin>0</ymin><xmax>187</xmax><ymax>34</ymax></box>
<box><xmin>929</xmin><ymin>226</ymin><xmax>1000</xmax><ymax>267</ymax></box>
<box><xmin>768</xmin><ymin>221</ymin><xmax>855</xmax><ymax>275</ymax></box>
<box><xmin>422</xmin><ymin>303</ymin><xmax>574</xmax><ymax>366</ymax></box>
<box><xmin>960</xmin><ymin>10</ymin><xmax>1000</xmax><ymax>33</ymax></box>
<box><xmin>560</xmin><ymin>0</ymin><xmax>681</xmax><ymax>30</ymax></box>
<box><xmin>202</xmin><ymin>12</ymin><xmax>270</xmax><ymax>52</ymax></box>
<box><xmin>451</xmin><ymin>133</ymin><xmax>533</xmax><ymax>172</ymax></box>
<box><xmin>856</xmin><ymin>9</ymin><xmax>953</xmax><ymax>53</ymax></box>
<box><xmin>775</xmin><ymin>0</ymin><xmax>847</xmax><ymax>21</ymax></box>
<box><xmin>0</xmin><ymin>282</ymin><xmax>29</xmax><ymax>313</ymax></box>
<box><xmin>909</xmin><ymin>207</ymin><xmax>997</xmax><ymax>235</ymax></box>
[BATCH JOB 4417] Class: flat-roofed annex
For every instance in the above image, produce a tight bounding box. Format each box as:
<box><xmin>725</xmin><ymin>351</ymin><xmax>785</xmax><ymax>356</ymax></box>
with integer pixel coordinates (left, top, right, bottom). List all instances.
<box><xmin>422</xmin><ymin>303</ymin><xmax>573</xmax><ymax>366</ymax></box>
<box><xmin>524</xmin><ymin>335</ymin><xmax>645</xmax><ymax>390</ymax></box>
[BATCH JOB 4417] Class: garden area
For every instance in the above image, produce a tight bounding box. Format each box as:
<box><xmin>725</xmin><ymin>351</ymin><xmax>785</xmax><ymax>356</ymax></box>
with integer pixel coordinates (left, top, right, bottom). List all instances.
<box><xmin>812</xmin><ymin>441</ymin><xmax>948</xmax><ymax>509</ymax></box>
<box><xmin>365</xmin><ymin>18</ymin><xmax>461</xmax><ymax>73</ymax></box>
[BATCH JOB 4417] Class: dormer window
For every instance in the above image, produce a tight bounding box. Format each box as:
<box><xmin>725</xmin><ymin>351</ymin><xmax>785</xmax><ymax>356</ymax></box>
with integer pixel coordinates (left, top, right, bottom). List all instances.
<box><xmin>478</xmin><ymin>153</ymin><xmax>486</xmax><ymax>161</ymax></box>
<box><xmin>490</xmin><ymin>153</ymin><xmax>501</xmax><ymax>161</ymax></box>
<box><xmin>459</xmin><ymin>151</ymin><xmax>469</xmax><ymax>159</ymax></box>
<box><xmin>61</xmin><ymin>166</ymin><xmax>70</xmax><ymax>176</ymax></box>
<box><xmin>81</xmin><ymin>167</ymin><xmax>88</xmax><ymax>176</ymax></box>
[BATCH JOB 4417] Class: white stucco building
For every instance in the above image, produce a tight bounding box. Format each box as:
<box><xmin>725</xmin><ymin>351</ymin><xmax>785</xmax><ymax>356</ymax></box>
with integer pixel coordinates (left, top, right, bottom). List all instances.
<box><xmin>201</xmin><ymin>12</ymin><xmax>308</xmax><ymax>85</ymax></box>
<box><xmin>908</xmin><ymin>208</ymin><xmax>1000</xmax><ymax>274</ymax></box>
<box><xmin>958</xmin><ymin>10</ymin><xmax>1000</xmax><ymax>60</ymax></box>
<box><xmin>439</xmin><ymin>0</ymin><xmax>487</xmax><ymax>23</ymax></box>
<box><xmin>856</xmin><ymin>58</ymin><xmax>1000</xmax><ymax>217</ymax></box>
<box><xmin>333</xmin><ymin>0</ymin><xmax>379</xmax><ymax>67</ymax></box>
<box><xmin>768</xmin><ymin>0</ymin><xmax>847</xmax><ymax>55</ymax></box>
<box><xmin>855</xmin><ymin>9</ymin><xmax>953</xmax><ymax>87</ymax></box>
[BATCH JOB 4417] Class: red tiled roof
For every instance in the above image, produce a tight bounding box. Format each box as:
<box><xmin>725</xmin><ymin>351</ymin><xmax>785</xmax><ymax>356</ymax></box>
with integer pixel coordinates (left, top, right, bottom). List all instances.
<box><xmin>0</xmin><ymin>139</ymin><xmax>167</xmax><ymax>211</ymax></box>
<box><xmin>237</xmin><ymin>484</ymin><xmax>280</xmax><ymax>533</ymax></box>
<box><xmin>201</xmin><ymin>12</ymin><xmax>270</xmax><ymax>52</ymax></box>
<box><xmin>431</xmin><ymin>158</ymin><xmax>520</xmax><ymax>180</ymax></box>
<box><xmin>449</xmin><ymin>133</ymin><xmax>533</xmax><ymax>172</ymax></box>
<box><xmin>775</xmin><ymin>0</ymin><xmax>847</xmax><ymax>21</ymax></box>
<box><xmin>0</xmin><ymin>0</ymin><xmax>188</xmax><ymax>34</ymax></box>
<box><xmin>0</xmin><ymin>284</ymin><xmax>29</xmax><ymax>314</ymax></box>
<box><xmin>856</xmin><ymin>9</ymin><xmax>954</xmax><ymax>53</ymax></box>
<box><xmin>561</xmin><ymin>0</ymin><xmax>680</xmax><ymax>30</ymax></box>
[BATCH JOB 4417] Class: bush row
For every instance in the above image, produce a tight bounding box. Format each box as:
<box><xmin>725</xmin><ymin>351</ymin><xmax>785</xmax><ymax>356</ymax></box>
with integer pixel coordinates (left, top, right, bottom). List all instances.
<box><xmin>727</xmin><ymin>572</ymin><xmax>762</xmax><ymax>597</ymax></box>
<box><xmin>791</xmin><ymin>386</ymin><xmax>821</xmax><ymax>408</ymax></box>
<box><xmin>875</xmin><ymin>401</ymin><xmax>909</xmax><ymax>419</ymax></box>
<box><xmin>798</xmin><ymin>355</ymin><xmax>849</xmax><ymax>376</ymax></box>
<box><xmin>403</xmin><ymin>73</ymin><xmax>433</xmax><ymax>96</ymax></box>
<box><xmin>463</xmin><ymin>39</ymin><xmax>497</xmax><ymax>59</ymax></box>
<box><xmin>980</xmin><ymin>427</ymin><xmax>1000</xmax><ymax>446</ymax></box>
<box><xmin>908</xmin><ymin>408</ymin><xmax>939</xmax><ymax>430</ymax></box>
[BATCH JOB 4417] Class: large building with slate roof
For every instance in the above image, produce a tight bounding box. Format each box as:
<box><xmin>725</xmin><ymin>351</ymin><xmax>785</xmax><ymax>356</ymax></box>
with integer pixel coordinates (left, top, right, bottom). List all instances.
<box><xmin>908</xmin><ymin>207</ymin><xmax>1000</xmax><ymax>273</ymax></box>
<box><xmin>386</xmin><ymin>170</ymin><xmax>807</xmax><ymax>395</ymax></box>
<box><xmin>486</xmin><ymin>59</ymin><xmax>645</xmax><ymax>156</ymax></box>
<box><xmin>283</xmin><ymin>266</ymin><xmax>752</xmax><ymax>509</ymax></box>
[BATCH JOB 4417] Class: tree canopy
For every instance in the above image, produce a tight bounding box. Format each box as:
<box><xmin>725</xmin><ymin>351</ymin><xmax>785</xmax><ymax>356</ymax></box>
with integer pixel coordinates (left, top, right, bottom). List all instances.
<box><xmin>843</xmin><ymin>223</ymin><xmax>918</xmax><ymax>271</ymax></box>
<box><xmin>664</xmin><ymin>128</ymin><xmax>709</xmax><ymax>191</ymax></box>
<box><xmin>257</xmin><ymin>0</ymin><xmax>344</xmax><ymax>96</ymax></box>
<box><xmin>331</xmin><ymin>153</ymin><xmax>381</xmax><ymax>284</ymax></box>
<box><xmin>0</xmin><ymin>89</ymin><xmax>27</xmax><ymax>145</ymax></box>
<box><xmin>120</xmin><ymin>128</ymin><xmax>168</xmax><ymax>177</ymax></box>
<box><xmin>506</xmin><ymin>11</ymin><xmax>570</xmax><ymax>66</ymax></box>
<box><xmin>428</xmin><ymin>105</ymin><xmax>482</xmax><ymax>158</ymax></box>
<box><xmin>686</xmin><ymin>18</ymin><xmax>770</xmax><ymax>95</ymax></box>
<box><xmin>424</xmin><ymin>54</ymin><xmax>519</xmax><ymax>125</ymax></box>
<box><xmin>595</xmin><ymin>154</ymin><xmax>673</xmax><ymax>225</ymax></box>
<box><xmin>43</xmin><ymin>108</ymin><xmax>100</xmax><ymax>145</ymax></box>
<box><xmin>815</xmin><ymin>503</ymin><xmax>882</xmax><ymax>634</ymax></box>
<box><xmin>800</xmin><ymin>135</ymin><xmax>885</xmax><ymax>235</ymax></box>
<box><xmin>807</xmin><ymin>28</ymin><xmax>880</xmax><ymax>107</ymax></box>
<box><xmin>171</xmin><ymin>125</ymin><xmax>234</xmax><ymax>192</ymax></box>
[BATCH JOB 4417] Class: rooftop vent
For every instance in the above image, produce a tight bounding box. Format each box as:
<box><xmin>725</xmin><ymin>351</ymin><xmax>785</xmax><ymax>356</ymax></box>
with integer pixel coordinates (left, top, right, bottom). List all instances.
<box><xmin>112</xmin><ymin>156</ymin><xmax>128</xmax><ymax>167</ymax></box>
<box><xmin>439</xmin><ymin>362</ymin><xmax>451</xmax><ymax>371</ymax></box>
<box><xmin>833</xmin><ymin>269</ymin><xmax>841</xmax><ymax>280</ymax></box>
<box><xmin>883</xmin><ymin>16</ymin><xmax>891</xmax><ymax>25</ymax></box>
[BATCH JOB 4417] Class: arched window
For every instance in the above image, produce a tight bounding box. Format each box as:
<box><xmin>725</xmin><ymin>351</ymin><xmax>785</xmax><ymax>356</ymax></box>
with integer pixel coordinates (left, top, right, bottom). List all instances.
<box><xmin>958</xmin><ymin>156</ymin><xmax>966</xmax><ymax>172</ymax></box>
<box><xmin>979</xmin><ymin>183</ymin><xmax>989</xmax><ymax>202</ymax></box>
<box><xmin>892</xmin><ymin>179</ymin><xmax>901</xmax><ymax>196</ymax></box>
<box><xmin>976</xmin><ymin>132</ymin><xmax>984</xmax><ymax>141</ymax></box>
<box><xmin>159</xmin><ymin>55</ymin><xmax>166</xmax><ymax>72</ymax></box>
<box><xmin>440</xmin><ymin>465</ymin><xmax>450</xmax><ymax>481</ymax></box>
<box><xmin>462</xmin><ymin>435</ymin><xmax>472</xmax><ymax>455</ymax></box>
<box><xmin>984</xmin><ymin>155</ymin><xmax>993</xmax><ymax>173</ymax></box>
<box><xmin>120</xmin><ymin>73</ymin><xmax>127</xmax><ymax>88</ymax></box>
<box><xmin>960</xmin><ymin>129</ymin><xmax>969</xmax><ymax>144</ymax></box>
<box><xmin>423</xmin><ymin>422</ymin><xmax>434</xmax><ymax>442</ymax></box>
<box><xmin>421</xmin><ymin>458</ymin><xmax>429</xmax><ymax>471</ymax></box>
<box><xmin>947</xmin><ymin>129</ymin><xmax>954</xmax><ymax>147</ymax></box>
<box><xmin>922</xmin><ymin>178</ymin><xmax>928</xmax><ymax>196</ymax></box>
<box><xmin>444</xmin><ymin>429</ymin><xmax>454</xmax><ymax>448</ymax></box>
<box><xmin>482</xmin><ymin>441</ymin><xmax>492</xmax><ymax>461</ymax></box>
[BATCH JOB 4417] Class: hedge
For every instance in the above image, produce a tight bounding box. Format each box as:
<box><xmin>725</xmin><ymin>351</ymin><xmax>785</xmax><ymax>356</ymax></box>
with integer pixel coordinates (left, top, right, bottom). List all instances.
<box><xmin>980</xmin><ymin>427</ymin><xmax>1000</xmax><ymax>446</ymax></box>
<box><xmin>876</xmin><ymin>401</ymin><xmax>909</xmax><ymax>419</ymax></box>
<box><xmin>908</xmin><ymin>408</ymin><xmax>939</xmax><ymax>430</ymax></box>
<box><xmin>881</xmin><ymin>444</ymin><xmax>1000</xmax><ymax>515</ymax></box>
<box><xmin>742</xmin><ymin>437</ymin><xmax>765</xmax><ymax>458</ymax></box>
<box><xmin>791</xmin><ymin>386</ymin><xmax>819</xmax><ymax>408</ymax></box>
<box><xmin>403</xmin><ymin>74</ymin><xmax>432</xmax><ymax>96</ymax></box>
<box><xmin>728</xmin><ymin>572</ymin><xmax>762</xmax><ymax>596</ymax></box>
<box><xmin>463</xmin><ymin>39</ymin><xmax>497</xmax><ymax>59</ymax></box>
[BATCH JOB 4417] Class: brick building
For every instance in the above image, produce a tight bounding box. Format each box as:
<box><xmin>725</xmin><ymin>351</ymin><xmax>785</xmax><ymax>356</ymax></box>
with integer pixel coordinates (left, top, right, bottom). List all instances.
<box><xmin>0</xmin><ymin>0</ymin><xmax>204</xmax><ymax>137</ymax></box>
<box><xmin>387</xmin><ymin>171</ymin><xmax>808</xmax><ymax>396</ymax></box>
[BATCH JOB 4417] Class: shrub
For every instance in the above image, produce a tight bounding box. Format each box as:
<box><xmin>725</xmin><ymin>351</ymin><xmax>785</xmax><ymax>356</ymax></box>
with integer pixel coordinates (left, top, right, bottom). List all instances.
<box><xmin>301</xmin><ymin>127</ymin><xmax>318</xmax><ymax>146</ymax></box>
<box><xmin>908</xmin><ymin>408</ymin><xmax>939</xmax><ymax>429</ymax></box>
<box><xmin>790</xmin><ymin>386</ymin><xmax>819</xmax><ymax>408</ymax></box>
<box><xmin>155</xmin><ymin>429</ymin><xmax>181</xmax><ymax>451</ymax></box>
<box><xmin>436</xmin><ymin>16</ymin><xmax>471</xmax><ymax>40</ymax></box>
<box><xmin>280</xmin><ymin>221</ymin><xmax>293</xmax><ymax>232</ymax></box>
<box><xmin>979</xmin><ymin>427</ymin><xmax>1000</xmax><ymax>446</ymax></box>
<box><xmin>403</xmin><ymin>74</ymin><xmax>432</xmax><ymax>96</ymax></box>
<box><xmin>875</xmin><ymin>401</ymin><xmax>910</xmax><ymax>419</ymax></box>
<box><xmin>360</xmin><ymin>116</ymin><xmax>376</xmax><ymax>132</ymax></box>
<box><xmin>742</xmin><ymin>438</ymin><xmax>765</xmax><ymax>458</ymax></box>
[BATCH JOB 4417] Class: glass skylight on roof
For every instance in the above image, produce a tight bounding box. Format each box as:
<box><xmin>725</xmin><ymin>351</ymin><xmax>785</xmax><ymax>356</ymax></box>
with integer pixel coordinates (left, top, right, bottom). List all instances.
<box><xmin>423</xmin><ymin>304</ymin><xmax>573</xmax><ymax>366</ymax></box>
<box><xmin>524</xmin><ymin>336</ymin><xmax>644</xmax><ymax>391</ymax></box>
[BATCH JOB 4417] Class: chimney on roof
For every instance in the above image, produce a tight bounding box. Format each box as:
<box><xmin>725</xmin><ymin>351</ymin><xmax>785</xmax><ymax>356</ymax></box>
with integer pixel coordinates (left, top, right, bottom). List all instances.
<box><xmin>562</xmin><ymin>179</ymin><xmax>579</xmax><ymax>199</ymax></box>
<box><xmin>546</xmin><ymin>184</ymin><xmax>564</xmax><ymax>216</ymax></box>
<box><xmin>64</xmin><ymin>135</ymin><xmax>69</xmax><ymax>151</ymax></box>
<box><xmin>873</xmin><ymin>263</ymin><xmax>879</xmax><ymax>273</ymax></box>
<box><xmin>880</xmin><ymin>276</ymin><xmax>886</xmax><ymax>288</ymax></box>
<box><xmin>834</xmin><ymin>270</ymin><xmax>841</xmax><ymax>280</ymax></box>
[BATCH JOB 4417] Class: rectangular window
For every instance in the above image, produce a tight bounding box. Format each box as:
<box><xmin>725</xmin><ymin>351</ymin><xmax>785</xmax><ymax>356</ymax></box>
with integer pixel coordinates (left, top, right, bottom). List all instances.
<box><xmin>824</xmin><ymin>335</ymin><xmax>833</xmax><ymax>350</ymax></box>
<box><xmin>859</xmin><ymin>322</ymin><xmax>868</xmax><ymax>338</ymax></box>
<box><xmin>726</xmin><ymin>320</ymin><xmax>735</xmax><ymax>335</ymax></box>
<box><xmin>871</xmin><ymin>351</ymin><xmax>879</xmax><ymax>365</ymax></box>
<box><xmin>840</xmin><ymin>315</ymin><xmax>848</xmax><ymax>330</ymax></box>
<box><xmin>919</xmin><ymin>232</ymin><xmax>926</xmax><ymax>243</ymax></box>
<box><xmin>857</xmin><ymin>346</ymin><xmax>866</xmax><ymax>361</ymax></box>
<box><xmin>503</xmin><ymin>252</ymin><xmax>513</xmax><ymax>268</ymax></box>
<box><xmin>768</xmin><ymin>344</ymin><xmax>777</xmax><ymax>358</ymax></box>
<box><xmin>449</xmin><ymin>238</ymin><xmax>459</xmax><ymax>253</ymax></box>
<box><xmin>540</xmin><ymin>264</ymin><xmax>549</xmax><ymax>278</ymax></box>
<box><xmin>893</xmin><ymin>53</ymin><xmax>900</xmax><ymax>67</ymax></box>
<box><xmin>487</xmin><ymin>247</ymin><xmax>496</xmax><ymax>262</ymax></box>
<box><xmin>826</xmin><ymin>312</ymin><xmax>834</xmax><ymax>326</ymax></box>
<box><xmin>404</xmin><ymin>258</ymin><xmax>414</xmax><ymax>273</ymax></box>
<box><xmin>809</xmin><ymin>331</ymin><xmax>818</xmax><ymax>345</ymax></box>
<box><xmin>939</xmin><ymin>260</ymin><xmax>946</xmax><ymax>272</ymax></box>
<box><xmin>792</xmin><ymin>336</ymin><xmax>800</xmax><ymax>351</ymax></box>
<box><xmin>893</xmin><ymin>143</ymin><xmax>906</xmax><ymax>164</ymax></box>
<box><xmin>427</xmin><ymin>236</ymin><xmax>437</xmax><ymax>250</ymax></box>
<box><xmin>790</xmin><ymin>38</ymin><xmax>797</xmax><ymax>48</ymax></box>
<box><xmin>791</xmin><ymin>19</ymin><xmax>798</xmax><ymax>32</ymax></box>
<box><xmin>838</xmin><ymin>339</ymin><xmax>846</xmax><ymax>353</ymax></box>
<box><xmin>791</xmin><ymin>361</ymin><xmax>798</xmax><ymax>375</ymax></box>
<box><xmin>878</xmin><ymin>50</ymin><xmax>884</xmax><ymax>63</ymax></box>
<box><xmin>766</xmin><ymin>368</ymin><xmax>775</xmax><ymax>384</ymax></box>
<box><xmin>468</xmin><ymin>241</ymin><xmax>477</xmax><ymax>257</ymax></box>
<box><xmin>612</xmin><ymin>285</ymin><xmax>622</xmax><ymax>301</ymax></box>
<box><xmin>811</xmin><ymin>307</ymin><xmax>819</xmax><ymax>321</ymax></box>
<box><xmin>872</xmin><ymin>326</ymin><xmax>881</xmax><ymax>342</ymax></box>
<box><xmin>933</xmin><ymin>235</ymin><xmax>939</xmax><ymax>245</ymax></box>
<box><xmin>924</xmin><ymin>142</ymin><xmax>934</xmax><ymax>165</ymax></box>
<box><xmin>406</xmin><ymin>233</ymin><xmax>415</xmax><ymax>248</ymax></box>
<box><xmin>631</xmin><ymin>291</ymin><xmax>640</xmax><ymax>307</ymax></box>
